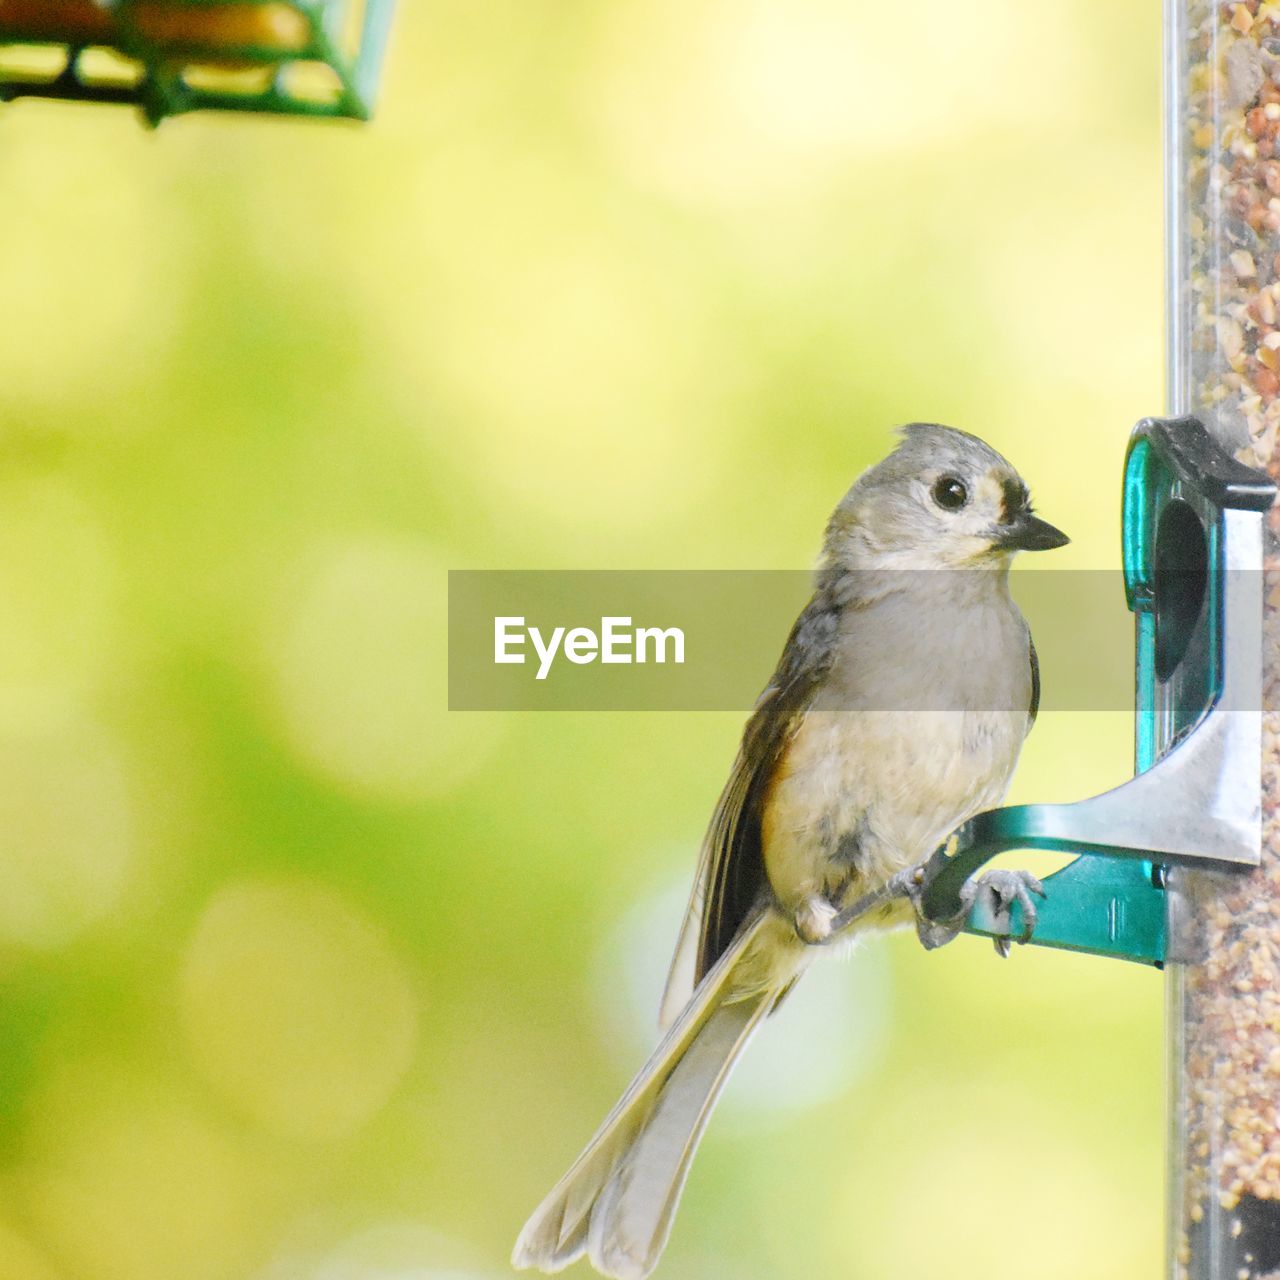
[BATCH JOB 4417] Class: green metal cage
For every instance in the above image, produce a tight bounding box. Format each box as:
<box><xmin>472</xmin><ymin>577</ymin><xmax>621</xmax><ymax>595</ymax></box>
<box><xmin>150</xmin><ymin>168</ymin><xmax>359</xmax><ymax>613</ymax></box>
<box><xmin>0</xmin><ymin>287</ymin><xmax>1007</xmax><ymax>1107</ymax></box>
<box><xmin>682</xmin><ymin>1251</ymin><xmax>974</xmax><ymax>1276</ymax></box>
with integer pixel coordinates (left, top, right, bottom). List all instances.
<box><xmin>0</xmin><ymin>0</ymin><xmax>395</xmax><ymax>125</ymax></box>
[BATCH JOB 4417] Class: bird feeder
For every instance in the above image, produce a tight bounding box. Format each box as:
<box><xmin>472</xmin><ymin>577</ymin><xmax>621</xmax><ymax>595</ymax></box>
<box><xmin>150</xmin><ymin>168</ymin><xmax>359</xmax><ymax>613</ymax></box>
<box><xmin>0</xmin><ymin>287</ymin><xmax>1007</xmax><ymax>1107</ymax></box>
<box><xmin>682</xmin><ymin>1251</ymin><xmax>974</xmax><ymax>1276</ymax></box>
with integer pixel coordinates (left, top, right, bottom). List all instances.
<box><xmin>1160</xmin><ymin>2</ymin><xmax>1280</xmax><ymax>1274</ymax></box>
<box><xmin>909</xmin><ymin>0</ymin><xmax>1280</xmax><ymax>1270</ymax></box>
<box><xmin>0</xmin><ymin>0</ymin><xmax>395</xmax><ymax>124</ymax></box>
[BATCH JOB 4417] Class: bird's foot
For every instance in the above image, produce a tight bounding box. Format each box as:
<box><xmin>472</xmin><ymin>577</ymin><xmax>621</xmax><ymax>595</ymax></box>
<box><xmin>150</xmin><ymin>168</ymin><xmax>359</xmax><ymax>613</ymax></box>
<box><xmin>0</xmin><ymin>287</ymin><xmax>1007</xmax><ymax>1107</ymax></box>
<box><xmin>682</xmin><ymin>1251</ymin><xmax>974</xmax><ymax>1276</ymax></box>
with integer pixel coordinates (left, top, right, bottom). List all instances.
<box><xmin>882</xmin><ymin>859</ymin><xmax>1047</xmax><ymax>956</ymax></box>
<box><xmin>881</xmin><ymin>860</ymin><xmax>969</xmax><ymax>951</ymax></box>
<box><xmin>972</xmin><ymin>868</ymin><xmax>1046</xmax><ymax>958</ymax></box>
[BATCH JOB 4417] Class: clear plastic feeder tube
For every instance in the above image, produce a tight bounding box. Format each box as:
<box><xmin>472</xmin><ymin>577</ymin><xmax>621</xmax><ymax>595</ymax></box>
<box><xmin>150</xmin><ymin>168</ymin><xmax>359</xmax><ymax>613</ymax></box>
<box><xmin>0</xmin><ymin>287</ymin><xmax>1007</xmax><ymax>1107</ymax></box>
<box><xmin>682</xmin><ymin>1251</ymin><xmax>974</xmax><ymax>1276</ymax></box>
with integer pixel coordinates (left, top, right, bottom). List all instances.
<box><xmin>1167</xmin><ymin>1</ymin><xmax>1280</xmax><ymax>1276</ymax></box>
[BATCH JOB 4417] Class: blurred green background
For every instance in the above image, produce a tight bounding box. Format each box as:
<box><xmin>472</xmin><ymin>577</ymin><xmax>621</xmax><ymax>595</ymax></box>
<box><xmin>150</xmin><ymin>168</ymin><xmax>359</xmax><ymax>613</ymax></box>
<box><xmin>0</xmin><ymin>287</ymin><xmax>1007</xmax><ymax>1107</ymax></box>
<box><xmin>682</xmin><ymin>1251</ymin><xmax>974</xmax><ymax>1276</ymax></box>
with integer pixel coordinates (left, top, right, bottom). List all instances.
<box><xmin>0</xmin><ymin>2</ymin><xmax>1166</xmax><ymax>1279</ymax></box>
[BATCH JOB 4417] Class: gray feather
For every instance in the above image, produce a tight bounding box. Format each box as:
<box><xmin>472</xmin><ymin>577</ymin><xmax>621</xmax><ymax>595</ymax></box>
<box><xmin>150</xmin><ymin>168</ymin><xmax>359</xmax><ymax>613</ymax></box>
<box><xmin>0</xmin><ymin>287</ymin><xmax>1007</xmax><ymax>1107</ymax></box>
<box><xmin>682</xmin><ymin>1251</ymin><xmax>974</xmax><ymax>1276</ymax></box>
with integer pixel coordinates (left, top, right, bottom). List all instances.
<box><xmin>513</xmin><ymin>913</ymin><xmax>781</xmax><ymax>1278</ymax></box>
<box><xmin>586</xmin><ymin>992</ymin><xmax>770</xmax><ymax>1279</ymax></box>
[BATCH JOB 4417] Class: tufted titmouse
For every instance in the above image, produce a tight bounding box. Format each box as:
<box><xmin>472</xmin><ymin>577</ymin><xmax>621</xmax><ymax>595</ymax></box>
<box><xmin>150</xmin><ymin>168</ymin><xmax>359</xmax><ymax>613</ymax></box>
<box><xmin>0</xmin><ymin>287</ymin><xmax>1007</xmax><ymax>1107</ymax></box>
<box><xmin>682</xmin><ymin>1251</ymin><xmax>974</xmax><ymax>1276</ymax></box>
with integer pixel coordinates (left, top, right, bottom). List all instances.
<box><xmin>512</xmin><ymin>425</ymin><xmax>1070</xmax><ymax>1280</ymax></box>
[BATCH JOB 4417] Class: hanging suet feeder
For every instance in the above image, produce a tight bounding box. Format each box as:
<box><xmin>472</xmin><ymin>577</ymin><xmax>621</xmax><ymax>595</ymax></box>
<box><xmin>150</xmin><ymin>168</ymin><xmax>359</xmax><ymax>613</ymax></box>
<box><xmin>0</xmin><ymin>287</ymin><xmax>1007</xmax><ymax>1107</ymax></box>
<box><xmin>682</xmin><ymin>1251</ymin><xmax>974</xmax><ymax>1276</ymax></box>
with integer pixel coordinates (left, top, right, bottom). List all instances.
<box><xmin>0</xmin><ymin>0</ymin><xmax>395</xmax><ymax>125</ymax></box>
<box><xmin>914</xmin><ymin>415</ymin><xmax>1274</xmax><ymax>966</ymax></box>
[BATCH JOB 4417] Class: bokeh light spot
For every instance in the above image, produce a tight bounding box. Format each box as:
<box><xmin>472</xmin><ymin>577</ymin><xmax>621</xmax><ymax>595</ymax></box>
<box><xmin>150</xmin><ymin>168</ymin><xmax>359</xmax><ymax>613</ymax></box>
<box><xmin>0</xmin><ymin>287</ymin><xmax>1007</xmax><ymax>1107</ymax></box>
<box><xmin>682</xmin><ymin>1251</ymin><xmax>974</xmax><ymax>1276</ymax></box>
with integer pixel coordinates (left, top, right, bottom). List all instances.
<box><xmin>0</xmin><ymin>476</ymin><xmax>118</xmax><ymax>706</ymax></box>
<box><xmin>829</xmin><ymin>1082</ymin><xmax>1150</xmax><ymax>1280</ymax></box>
<box><xmin>180</xmin><ymin>876</ymin><xmax>419</xmax><ymax>1140</ymax></box>
<box><xmin>587</xmin><ymin>0</ymin><xmax>1084</xmax><ymax>206</ymax></box>
<box><xmin>19</xmin><ymin>1070</ymin><xmax>257</xmax><ymax>1280</ymax></box>
<box><xmin>0</xmin><ymin>713</ymin><xmax>133</xmax><ymax>948</ymax></box>
<box><xmin>310</xmin><ymin>1223</ymin><xmax>496</xmax><ymax>1280</ymax></box>
<box><xmin>254</xmin><ymin>1220</ymin><xmax>499</xmax><ymax>1280</ymax></box>
<box><xmin>0</xmin><ymin>117</ymin><xmax>175</xmax><ymax>414</ymax></box>
<box><xmin>0</xmin><ymin>1219</ymin><xmax>62</xmax><ymax>1280</ymax></box>
<box><xmin>263</xmin><ymin>538</ymin><xmax>501</xmax><ymax>802</ymax></box>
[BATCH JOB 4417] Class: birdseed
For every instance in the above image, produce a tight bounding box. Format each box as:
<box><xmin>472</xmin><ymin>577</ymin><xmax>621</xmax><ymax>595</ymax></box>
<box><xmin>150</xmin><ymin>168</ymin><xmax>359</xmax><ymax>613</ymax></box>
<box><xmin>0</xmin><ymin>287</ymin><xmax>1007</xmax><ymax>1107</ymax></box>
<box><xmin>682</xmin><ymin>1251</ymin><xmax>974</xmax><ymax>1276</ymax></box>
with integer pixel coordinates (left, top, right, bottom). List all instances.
<box><xmin>1174</xmin><ymin>3</ymin><xmax>1280</xmax><ymax>1276</ymax></box>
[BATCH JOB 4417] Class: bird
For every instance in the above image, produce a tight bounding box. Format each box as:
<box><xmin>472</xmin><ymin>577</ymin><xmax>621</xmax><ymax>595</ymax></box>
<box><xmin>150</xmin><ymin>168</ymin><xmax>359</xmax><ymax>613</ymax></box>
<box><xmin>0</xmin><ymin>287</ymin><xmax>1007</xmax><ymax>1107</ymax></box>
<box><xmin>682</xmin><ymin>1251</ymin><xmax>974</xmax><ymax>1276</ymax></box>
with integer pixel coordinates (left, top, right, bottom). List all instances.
<box><xmin>512</xmin><ymin>424</ymin><xmax>1070</xmax><ymax>1280</ymax></box>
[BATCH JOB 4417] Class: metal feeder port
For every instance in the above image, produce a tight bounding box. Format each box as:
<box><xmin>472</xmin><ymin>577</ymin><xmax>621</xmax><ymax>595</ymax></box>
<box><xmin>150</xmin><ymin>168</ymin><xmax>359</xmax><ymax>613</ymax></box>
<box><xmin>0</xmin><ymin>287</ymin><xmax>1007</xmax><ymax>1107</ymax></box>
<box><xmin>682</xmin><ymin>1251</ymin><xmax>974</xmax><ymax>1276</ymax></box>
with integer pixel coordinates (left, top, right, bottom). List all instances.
<box><xmin>0</xmin><ymin>0</ymin><xmax>395</xmax><ymax>124</ymax></box>
<box><xmin>918</xmin><ymin>417</ymin><xmax>1272</xmax><ymax>969</ymax></box>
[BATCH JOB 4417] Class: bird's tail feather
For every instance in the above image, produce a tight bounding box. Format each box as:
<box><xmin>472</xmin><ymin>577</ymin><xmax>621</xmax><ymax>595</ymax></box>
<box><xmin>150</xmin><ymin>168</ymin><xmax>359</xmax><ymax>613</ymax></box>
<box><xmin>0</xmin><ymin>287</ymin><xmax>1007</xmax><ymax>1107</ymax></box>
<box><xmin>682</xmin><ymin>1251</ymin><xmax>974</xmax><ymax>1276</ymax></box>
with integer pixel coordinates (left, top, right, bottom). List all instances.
<box><xmin>512</xmin><ymin>911</ymin><xmax>784</xmax><ymax>1280</ymax></box>
<box><xmin>585</xmin><ymin>990</ymin><xmax>769</xmax><ymax>1279</ymax></box>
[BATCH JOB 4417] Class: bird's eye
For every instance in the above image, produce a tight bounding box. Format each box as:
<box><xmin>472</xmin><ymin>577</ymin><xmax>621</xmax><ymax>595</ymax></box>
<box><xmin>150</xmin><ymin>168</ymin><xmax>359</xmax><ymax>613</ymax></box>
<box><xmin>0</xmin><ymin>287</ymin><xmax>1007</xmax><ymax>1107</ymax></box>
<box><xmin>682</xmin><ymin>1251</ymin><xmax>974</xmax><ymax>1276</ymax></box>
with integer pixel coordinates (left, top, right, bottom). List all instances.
<box><xmin>931</xmin><ymin>475</ymin><xmax>968</xmax><ymax>510</ymax></box>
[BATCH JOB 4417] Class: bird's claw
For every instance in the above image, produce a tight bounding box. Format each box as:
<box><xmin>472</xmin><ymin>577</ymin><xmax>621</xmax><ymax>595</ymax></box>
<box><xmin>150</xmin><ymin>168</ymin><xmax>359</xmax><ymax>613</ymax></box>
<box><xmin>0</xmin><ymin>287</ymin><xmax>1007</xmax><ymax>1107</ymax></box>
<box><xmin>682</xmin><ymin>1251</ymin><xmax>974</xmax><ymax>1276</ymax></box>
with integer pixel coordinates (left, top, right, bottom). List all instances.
<box><xmin>974</xmin><ymin>868</ymin><xmax>1046</xmax><ymax>958</ymax></box>
<box><xmin>883</xmin><ymin>861</ymin><xmax>1047</xmax><ymax>956</ymax></box>
<box><xmin>883</xmin><ymin>861</ymin><xmax>969</xmax><ymax>952</ymax></box>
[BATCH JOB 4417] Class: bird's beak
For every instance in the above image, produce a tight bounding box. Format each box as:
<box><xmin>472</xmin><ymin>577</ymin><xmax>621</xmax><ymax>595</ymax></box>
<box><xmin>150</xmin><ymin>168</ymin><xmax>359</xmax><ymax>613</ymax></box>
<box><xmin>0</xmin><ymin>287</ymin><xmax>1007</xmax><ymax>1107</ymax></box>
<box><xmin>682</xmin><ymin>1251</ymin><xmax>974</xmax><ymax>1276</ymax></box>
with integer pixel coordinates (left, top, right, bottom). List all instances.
<box><xmin>995</xmin><ymin>513</ymin><xmax>1071</xmax><ymax>552</ymax></box>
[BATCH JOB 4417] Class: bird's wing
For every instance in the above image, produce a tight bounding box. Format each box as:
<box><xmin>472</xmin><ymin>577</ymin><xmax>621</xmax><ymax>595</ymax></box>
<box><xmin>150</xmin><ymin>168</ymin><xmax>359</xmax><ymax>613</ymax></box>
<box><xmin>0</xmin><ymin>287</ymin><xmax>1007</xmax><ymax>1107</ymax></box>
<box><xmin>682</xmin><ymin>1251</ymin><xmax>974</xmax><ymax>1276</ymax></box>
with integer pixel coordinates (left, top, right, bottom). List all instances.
<box><xmin>658</xmin><ymin>595</ymin><xmax>836</xmax><ymax>1029</ymax></box>
<box><xmin>1028</xmin><ymin>633</ymin><xmax>1041</xmax><ymax>725</ymax></box>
